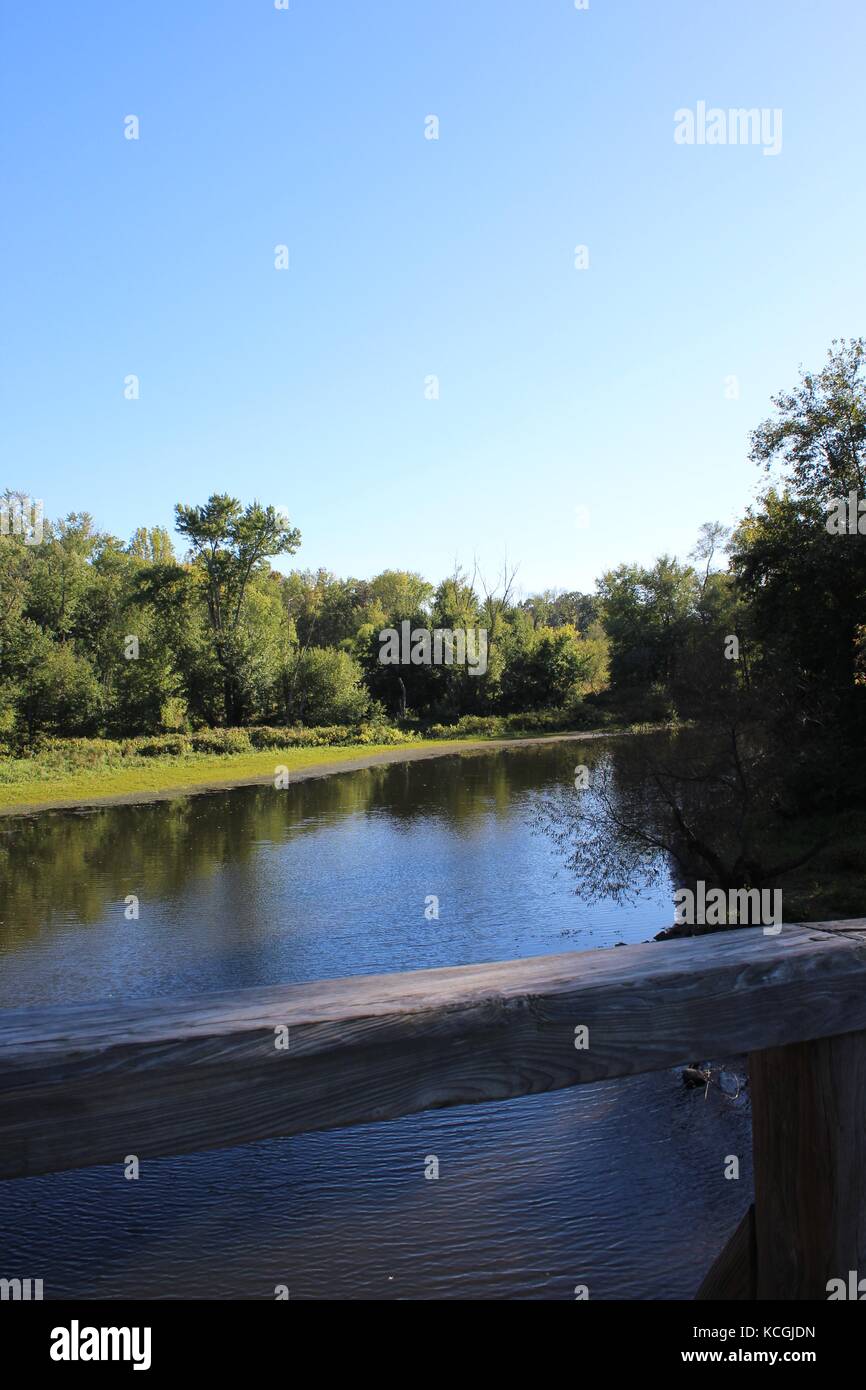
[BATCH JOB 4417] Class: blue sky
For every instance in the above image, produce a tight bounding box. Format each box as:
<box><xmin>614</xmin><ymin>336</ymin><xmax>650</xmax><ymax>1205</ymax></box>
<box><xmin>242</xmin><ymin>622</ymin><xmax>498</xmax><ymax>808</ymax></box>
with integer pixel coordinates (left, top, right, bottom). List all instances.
<box><xmin>2</xmin><ymin>0</ymin><xmax>864</xmax><ymax>595</ymax></box>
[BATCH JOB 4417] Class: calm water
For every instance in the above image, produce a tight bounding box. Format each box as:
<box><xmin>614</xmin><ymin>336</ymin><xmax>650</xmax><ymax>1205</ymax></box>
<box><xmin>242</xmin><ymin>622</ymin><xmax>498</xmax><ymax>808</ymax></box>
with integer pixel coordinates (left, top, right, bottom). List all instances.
<box><xmin>0</xmin><ymin>741</ymin><xmax>752</xmax><ymax>1299</ymax></box>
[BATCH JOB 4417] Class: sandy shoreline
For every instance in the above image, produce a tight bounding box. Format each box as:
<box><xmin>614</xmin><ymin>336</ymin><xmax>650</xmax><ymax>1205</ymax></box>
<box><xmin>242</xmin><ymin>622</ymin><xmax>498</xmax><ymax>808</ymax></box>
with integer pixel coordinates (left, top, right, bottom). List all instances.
<box><xmin>0</xmin><ymin>730</ymin><xmax>621</xmax><ymax>819</ymax></box>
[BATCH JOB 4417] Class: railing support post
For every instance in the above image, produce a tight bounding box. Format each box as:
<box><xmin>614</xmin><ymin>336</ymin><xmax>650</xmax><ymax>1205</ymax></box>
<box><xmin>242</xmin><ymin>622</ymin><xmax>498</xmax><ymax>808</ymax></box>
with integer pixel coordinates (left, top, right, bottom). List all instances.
<box><xmin>749</xmin><ymin>1028</ymin><xmax>866</xmax><ymax>1299</ymax></box>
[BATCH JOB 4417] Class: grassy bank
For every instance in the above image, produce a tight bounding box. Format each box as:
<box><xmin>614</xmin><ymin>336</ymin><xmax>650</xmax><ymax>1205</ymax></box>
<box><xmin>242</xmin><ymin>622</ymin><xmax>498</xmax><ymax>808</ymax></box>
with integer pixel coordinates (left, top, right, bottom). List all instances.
<box><xmin>0</xmin><ymin>740</ymin><xmax>437</xmax><ymax>810</ymax></box>
<box><xmin>0</xmin><ymin>713</ymin><xmax>618</xmax><ymax>813</ymax></box>
<box><xmin>3</xmin><ymin>720</ymin><xmax>861</xmax><ymax>927</ymax></box>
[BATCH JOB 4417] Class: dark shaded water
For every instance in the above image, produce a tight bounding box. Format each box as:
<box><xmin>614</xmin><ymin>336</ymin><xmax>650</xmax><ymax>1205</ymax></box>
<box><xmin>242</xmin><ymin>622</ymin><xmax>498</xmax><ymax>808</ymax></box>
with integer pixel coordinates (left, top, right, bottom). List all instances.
<box><xmin>0</xmin><ymin>741</ymin><xmax>752</xmax><ymax>1299</ymax></box>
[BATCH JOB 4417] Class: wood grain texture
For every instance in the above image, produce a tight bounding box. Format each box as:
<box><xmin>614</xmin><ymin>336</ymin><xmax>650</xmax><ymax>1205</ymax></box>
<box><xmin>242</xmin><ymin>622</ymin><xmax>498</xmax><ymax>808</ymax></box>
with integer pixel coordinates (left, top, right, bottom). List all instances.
<box><xmin>694</xmin><ymin>1204</ymin><xmax>756</xmax><ymax>1300</ymax></box>
<box><xmin>2</xmin><ymin>922</ymin><xmax>866</xmax><ymax>1179</ymax></box>
<box><xmin>750</xmin><ymin>1027</ymin><xmax>866</xmax><ymax>1299</ymax></box>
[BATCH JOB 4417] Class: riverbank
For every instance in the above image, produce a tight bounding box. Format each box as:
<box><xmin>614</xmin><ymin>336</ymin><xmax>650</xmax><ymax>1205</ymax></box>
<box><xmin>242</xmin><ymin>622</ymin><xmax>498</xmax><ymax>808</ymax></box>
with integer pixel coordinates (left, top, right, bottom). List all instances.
<box><xmin>0</xmin><ymin>729</ymin><xmax>625</xmax><ymax>817</ymax></box>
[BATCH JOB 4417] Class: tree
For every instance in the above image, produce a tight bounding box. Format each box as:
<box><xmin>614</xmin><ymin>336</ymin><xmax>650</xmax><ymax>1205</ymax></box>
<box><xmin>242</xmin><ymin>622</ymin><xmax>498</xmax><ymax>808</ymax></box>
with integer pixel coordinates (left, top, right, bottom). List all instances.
<box><xmin>428</xmin><ymin>568</ymin><xmax>488</xmax><ymax>717</ymax></box>
<box><xmin>499</xmin><ymin>625</ymin><xmax>595</xmax><ymax>711</ymax></box>
<box><xmin>750</xmin><ymin>337</ymin><xmax>866</xmax><ymax>500</ymax></box>
<box><xmin>128</xmin><ymin>526</ymin><xmax>176</xmax><ymax>564</ymax></box>
<box><xmin>689</xmin><ymin>521</ymin><xmax>731</xmax><ymax>592</ymax></box>
<box><xmin>174</xmin><ymin>495</ymin><xmax>301</xmax><ymax>724</ymax></box>
<box><xmin>534</xmin><ymin>724</ymin><xmax>829</xmax><ymax>923</ymax></box>
<box><xmin>367</xmin><ymin>570</ymin><xmax>433</xmax><ymax>620</ymax></box>
<box><xmin>282</xmin><ymin>570</ymin><xmax>372</xmax><ymax>649</ymax></box>
<box><xmin>284</xmin><ymin>647</ymin><xmax>369</xmax><ymax>725</ymax></box>
<box><xmin>731</xmin><ymin>342</ymin><xmax>866</xmax><ymax>808</ymax></box>
<box><xmin>477</xmin><ymin>557</ymin><xmax>519</xmax><ymax>635</ymax></box>
<box><xmin>26</xmin><ymin>513</ymin><xmax>99</xmax><ymax>640</ymax></box>
<box><xmin>597</xmin><ymin>557</ymin><xmax>699</xmax><ymax>694</ymax></box>
<box><xmin>7</xmin><ymin>623</ymin><xmax>102</xmax><ymax>741</ymax></box>
<box><xmin>521</xmin><ymin>590</ymin><xmax>598</xmax><ymax>632</ymax></box>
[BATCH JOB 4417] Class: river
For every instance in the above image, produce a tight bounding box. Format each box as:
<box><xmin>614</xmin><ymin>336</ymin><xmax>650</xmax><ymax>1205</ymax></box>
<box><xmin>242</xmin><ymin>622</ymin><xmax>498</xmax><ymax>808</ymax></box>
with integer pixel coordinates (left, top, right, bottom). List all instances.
<box><xmin>0</xmin><ymin>739</ymin><xmax>752</xmax><ymax>1299</ymax></box>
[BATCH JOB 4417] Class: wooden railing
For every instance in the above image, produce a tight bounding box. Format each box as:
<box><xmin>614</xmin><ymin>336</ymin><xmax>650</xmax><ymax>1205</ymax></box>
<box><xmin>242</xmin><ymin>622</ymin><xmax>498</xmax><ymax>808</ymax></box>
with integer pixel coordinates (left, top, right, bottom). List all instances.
<box><xmin>2</xmin><ymin>919</ymin><xmax>865</xmax><ymax>1299</ymax></box>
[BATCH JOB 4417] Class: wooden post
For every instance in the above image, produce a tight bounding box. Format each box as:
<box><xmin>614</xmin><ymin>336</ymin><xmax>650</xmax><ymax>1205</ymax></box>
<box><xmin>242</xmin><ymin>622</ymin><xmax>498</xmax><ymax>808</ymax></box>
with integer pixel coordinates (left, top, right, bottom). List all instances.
<box><xmin>694</xmin><ymin>1204</ymin><xmax>756</xmax><ymax>1300</ymax></box>
<box><xmin>749</xmin><ymin>1028</ymin><xmax>866</xmax><ymax>1299</ymax></box>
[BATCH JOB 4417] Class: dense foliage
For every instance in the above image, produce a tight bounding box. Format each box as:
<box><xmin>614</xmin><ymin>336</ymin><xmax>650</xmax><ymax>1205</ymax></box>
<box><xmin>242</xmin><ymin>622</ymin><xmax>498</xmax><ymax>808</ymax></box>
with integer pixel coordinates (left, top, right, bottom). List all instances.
<box><xmin>534</xmin><ymin>339</ymin><xmax>866</xmax><ymax>915</ymax></box>
<box><xmin>0</xmin><ymin>500</ymin><xmax>609</xmax><ymax>746</ymax></box>
<box><xmin>3</xmin><ymin>340</ymin><xmax>864</xmax><ymax>842</ymax></box>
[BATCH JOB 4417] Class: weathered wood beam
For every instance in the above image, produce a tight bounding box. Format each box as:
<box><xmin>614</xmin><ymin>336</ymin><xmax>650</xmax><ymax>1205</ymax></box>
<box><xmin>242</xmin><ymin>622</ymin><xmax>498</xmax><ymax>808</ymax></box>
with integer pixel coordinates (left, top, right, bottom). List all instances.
<box><xmin>1</xmin><ymin>922</ymin><xmax>866</xmax><ymax>1180</ymax></box>
<box><xmin>750</xmin><ymin>1027</ymin><xmax>866</xmax><ymax>1299</ymax></box>
<box><xmin>694</xmin><ymin>1204</ymin><xmax>757</xmax><ymax>1300</ymax></box>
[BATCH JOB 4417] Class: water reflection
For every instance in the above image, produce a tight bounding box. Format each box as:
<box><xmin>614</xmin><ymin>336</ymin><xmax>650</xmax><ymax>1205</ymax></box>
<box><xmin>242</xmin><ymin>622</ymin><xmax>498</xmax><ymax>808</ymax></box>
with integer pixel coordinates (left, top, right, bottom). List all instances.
<box><xmin>0</xmin><ymin>740</ymin><xmax>752</xmax><ymax>1298</ymax></box>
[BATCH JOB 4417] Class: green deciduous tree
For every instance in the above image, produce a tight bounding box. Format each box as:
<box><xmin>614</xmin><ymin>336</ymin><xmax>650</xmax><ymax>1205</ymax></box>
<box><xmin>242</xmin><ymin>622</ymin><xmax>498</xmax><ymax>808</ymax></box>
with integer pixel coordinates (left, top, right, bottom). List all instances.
<box><xmin>284</xmin><ymin>647</ymin><xmax>369</xmax><ymax>725</ymax></box>
<box><xmin>175</xmin><ymin>495</ymin><xmax>301</xmax><ymax>724</ymax></box>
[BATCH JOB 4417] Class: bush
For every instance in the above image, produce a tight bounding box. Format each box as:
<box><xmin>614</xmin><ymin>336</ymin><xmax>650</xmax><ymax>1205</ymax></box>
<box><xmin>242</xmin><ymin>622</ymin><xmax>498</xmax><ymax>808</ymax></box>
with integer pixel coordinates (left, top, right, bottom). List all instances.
<box><xmin>189</xmin><ymin>728</ymin><xmax>252</xmax><ymax>755</ymax></box>
<box><xmin>452</xmin><ymin>715</ymin><xmax>505</xmax><ymax>737</ymax></box>
<box><xmin>602</xmin><ymin>683</ymin><xmax>676</xmax><ymax>725</ymax></box>
<box><xmin>502</xmin><ymin>709</ymin><xmax>578</xmax><ymax>733</ymax></box>
<box><xmin>427</xmin><ymin>715</ymin><xmax>504</xmax><ymax>739</ymax></box>
<box><xmin>160</xmin><ymin>697</ymin><xmax>189</xmax><ymax>733</ymax></box>
<box><xmin>561</xmin><ymin>700</ymin><xmax>612</xmax><ymax>731</ymax></box>
<box><xmin>248</xmin><ymin>726</ymin><xmax>294</xmax><ymax>750</ymax></box>
<box><xmin>7</xmin><ymin>721</ymin><xmax>416</xmax><ymax>781</ymax></box>
<box><xmin>249</xmin><ymin>721</ymin><xmax>413</xmax><ymax>750</ymax></box>
<box><xmin>131</xmin><ymin>734</ymin><xmax>191</xmax><ymax>758</ymax></box>
<box><xmin>41</xmin><ymin>736</ymin><xmax>125</xmax><ymax>769</ymax></box>
<box><xmin>353</xmin><ymin>721</ymin><xmax>413</xmax><ymax>746</ymax></box>
<box><xmin>425</xmin><ymin>707</ymin><xmax>609</xmax><ymax>740</ymax></box>
<box><xmin>281</xmin><ymin>726</ymin><xmax>330</xmax><ymax>747</ymax></box>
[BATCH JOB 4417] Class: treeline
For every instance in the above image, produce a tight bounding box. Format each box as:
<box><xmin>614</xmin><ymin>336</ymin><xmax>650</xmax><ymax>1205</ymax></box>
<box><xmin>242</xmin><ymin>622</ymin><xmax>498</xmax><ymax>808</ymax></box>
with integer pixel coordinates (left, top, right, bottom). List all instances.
<box><xmin>2</xmin><ymin>340</ymin><xmax>865</xmax><ymax>808</ymax></box>
<box><xmin>0</xmin><ymin>497</ymin><xmax>610</xmax><ymax>744</ymax></box>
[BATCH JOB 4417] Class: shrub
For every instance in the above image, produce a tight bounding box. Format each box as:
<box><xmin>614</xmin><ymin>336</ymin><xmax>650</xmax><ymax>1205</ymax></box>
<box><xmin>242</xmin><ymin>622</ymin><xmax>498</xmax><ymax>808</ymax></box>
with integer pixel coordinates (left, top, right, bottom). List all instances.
<box><xmin>561</xmin><ymin>701</ymin><xmax>612</xmax><ymax>731</ymax></box>
<box><xmin>604</xmin><ymin>683</ymin><xmax>675</xmax><ymax>725</ymax></box>
<box><xmin>425</xmin><ymin>708</ymin><xmax>608</xmax><ymax>739</ymax></box>
<box><xmin>159</xmin><ymin>697</ymin><xmax>189</xmax><ymax>733</ymax></box>
<box><xmin>452</xmin><ymin>715</ymin><xmax>504</xmax><ymax>737</ymax></box>
<box><xmin>189</xmin><ymin>728</ymin><xmax>252</xmax><ymax>755</ymax></box>
<box><xmin>41</xmin><ymin>736</ymin><xmax>125</xmax><ymax>769</ymax></box>
<box><xmin>132</xmin><ymin>734</ymin><xmax>191</xmax><ymax>757</ymax></box>
<box><xmin>502</xmin><ymin>709</ymin><xmax>573</xmax><ymax>733</ymax></box>
<box><xmin>353</xmin><ymin>721</ymin><xmax>413</xmax><ymax>746</ymax></box>
<box><xmin>426</xmin><ymin>717</ymin><xmax>496</xmax><ymax>739</ymax></box>
<box><xmin>249</xmin><ymin>721</ymin><xmax>413</xmax><ymax>750</ymax></box>
<box><xmin>248</xmin><ymin>726</ymin><xmax>294</xmax><ymax>750</ymax></box>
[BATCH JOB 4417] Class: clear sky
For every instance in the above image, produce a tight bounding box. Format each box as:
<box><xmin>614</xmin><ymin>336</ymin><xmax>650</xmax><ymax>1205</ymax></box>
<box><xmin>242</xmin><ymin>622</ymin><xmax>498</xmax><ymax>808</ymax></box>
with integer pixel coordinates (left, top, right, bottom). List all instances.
<box><xmin>2</xmin><ymin>0</ymin><xmax>864</xmax><ymax>596</ymax></box>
